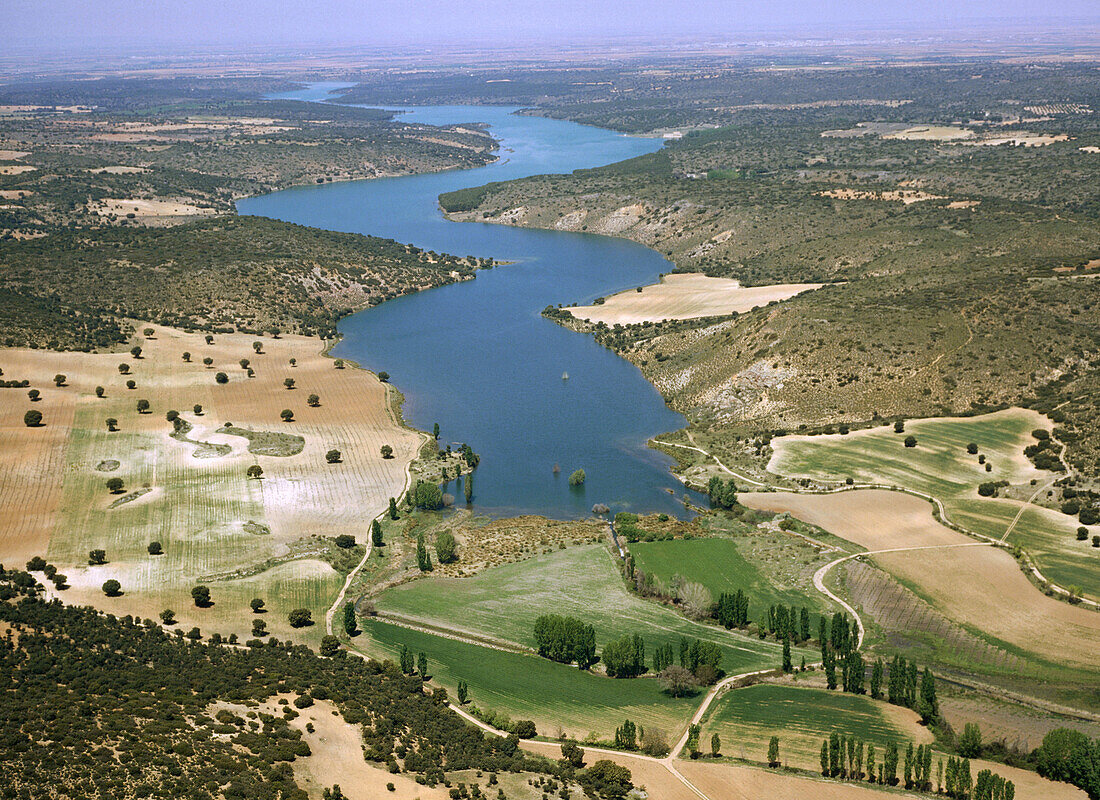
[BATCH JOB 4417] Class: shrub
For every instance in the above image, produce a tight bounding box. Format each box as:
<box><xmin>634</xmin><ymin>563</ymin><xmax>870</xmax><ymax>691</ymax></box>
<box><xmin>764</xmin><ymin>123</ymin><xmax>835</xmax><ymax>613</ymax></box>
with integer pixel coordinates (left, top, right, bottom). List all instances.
<box><xmin>280</xmin><ymin>409</ymin><xmax>294</xmax><ymax>422</ymax></box>
<box><xmin>215</xmin><ymin>372</ymin><xmax>229</xmax><ymax>384</ymax></box>
<box><xmin>102</xmin><ymin>579</ymin><xmax>121</xmax><ymax>597</ymax></box>
<box><xmin>106</xmin><ymin>418</ymin><xmax>118</xmax><ymax>431</ymax></box>
<box><xmin>894</xmin><ymin>421</ymin><xmax>905</xmax><ymax>433</ymax></box>
<box><xmin>288</xmin><ymin>608</ymin><xmax>313</xmax><ymax>628</ymax></box>
<box><xmin>904</xmin><ymin>435</ymin><xmax>917</xmax><ymax>448</ymax></box>
<box><xmin>335</xmin><ymin>534</ymin><xmax>356</xmax><ymax>549</ymax></box>
<box><xmin>136</xmin><ymin>399</ymin><xmax>150</xmax><ymax>413</ymax></box>
<box><xmin>53</xmin><ymin>374</ymin><xmax>66</xmax><ymax>387</ymax></box>
<box><xmin>967</xmin><ymin>442</ymin><xmax>978</xmax><ymax>454</ymax></box>
<box><xmin>380</xmin><ymin>444</ymin><xmax>393</xmax><ymax>458</ymax></box>
<box><xmin>326</xmin><ymin>449</ymin><xmax>341</xmax><ymax>463</ymax></box>
<box><xmin>125</xmin><ymin>380</ymin><xmax>136</xmax><ymax>390</ymax></box>
<box><xmin>23</xmin><ymin>409</ymin><xmax>42</xmax><ymax>427</ymax></box>
<box><xmin>147</xmin><ymin>541</ymin><xmax>163</xmax><ymax>555</ymax></box>
<box><xmin>95</xmin><ymin>386</ymin><xmax>105</xmax><ymax>397</ymax></box>
<box><xmin>191</xmin><ymin>585</ymin><xmax>212</xmax><ymax>607</ymax></box>
<box><xmin>246</xmin><ymin>465</ymin><xmax>263</xmax><ymax>479</ymax></box>
<box><xmin>106</xmin><ymin>477</ymin><xmax>125</xmax><ymax>494</ymax></box>
<box><xmin>27</xmin><ymin>388</ymin><xmax>40</xmax><ymax>401</ymax></box>
<box><xmin>308</xmin><ymin>393</ymin><xmax>320</xmax><ymax>407</ymax></box>
<box><xmin>284</xmin><ymin>378</ymin><xmax>295</xmax><ymax>390</ymax></box>
<box><xmin>568</xmin><ymin>469</ymin><xmax>586</xmax><ymax>486</ymax></box>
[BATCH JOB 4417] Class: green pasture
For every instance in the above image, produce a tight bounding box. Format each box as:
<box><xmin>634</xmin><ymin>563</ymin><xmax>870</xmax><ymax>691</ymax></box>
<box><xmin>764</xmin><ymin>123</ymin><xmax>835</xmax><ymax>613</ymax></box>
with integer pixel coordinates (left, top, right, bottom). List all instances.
<box><xmin>629</xmin><ymin>537</ymin><xmax>834</xmax><ymax>618</ymax></box>
<box><xmin>375</xmin><ymin>544</ymin><xmax>812</xmax><ymax>675</ymax></box>
<box><xmin>702</xmin><ymin>684</ymin><xmax>920</xmax><ymax>770</ymax></box>
<box><xmin>362</xmin><ymin>619</ymin><xmax>697</xmax><ymax>739</ymax></box>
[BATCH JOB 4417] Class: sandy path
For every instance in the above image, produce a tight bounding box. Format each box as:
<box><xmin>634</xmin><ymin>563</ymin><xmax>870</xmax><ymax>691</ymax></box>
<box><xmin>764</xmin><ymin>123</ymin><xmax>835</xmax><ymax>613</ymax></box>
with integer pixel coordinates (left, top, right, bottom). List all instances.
<box><xmin>568</xmin><ymin>273</ymin><xmax>823</xmax><ymax>325</ymax></box>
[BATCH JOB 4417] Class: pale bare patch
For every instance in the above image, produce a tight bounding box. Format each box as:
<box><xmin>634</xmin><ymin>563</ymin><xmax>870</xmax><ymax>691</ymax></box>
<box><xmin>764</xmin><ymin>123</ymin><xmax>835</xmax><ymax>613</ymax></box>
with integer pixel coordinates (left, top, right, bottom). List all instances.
<box><xmin>86</xmin><ymin>165</ymin><xmax>151</xmax><ymax>174</ymax></box>
<box><xmin>965</xmin><ymin>133</ymin><xmax>1070</xmax><ymax>147</ymax></box>
<box><xmin>89</xmin><ymin>197</ymin><xmax>217</xmax><ymax>218</ymax></box>
<box><xmin>0</xmin><ymin>165</ymin><xmax>36</xmax><ymax>175</ymax></box>
<box><xmin>1079</xmin><ymin>146</ymin><xmax>1100</xmax><ymax>154</ymax></box>
<box><xmin>820</xmin><ymin>188</ymin><xmax>946</xmax><ymax>204</ymax></box>
<box><xmin>884</xmin><ymin>125</ymin><xmax>976</xmax><ymax>141</ymax></box>
<box><xmin>0</xmin><ymin>189</ymin><xmax>32</xmax><ymax>199</ymax></box>
<box><xmin>0</xmin><ymin>149</ymin><xmax>30</xmax><ymax>160</ymax></box>
<box><xmin>568</xmin><ymin>273</ymin><xmax>824</xmax><ymax>325</ymax></box>
<box><xmin>287</xmin><ymin>698</ymin><xmax>448</xmax><ymax>800</ymax></box>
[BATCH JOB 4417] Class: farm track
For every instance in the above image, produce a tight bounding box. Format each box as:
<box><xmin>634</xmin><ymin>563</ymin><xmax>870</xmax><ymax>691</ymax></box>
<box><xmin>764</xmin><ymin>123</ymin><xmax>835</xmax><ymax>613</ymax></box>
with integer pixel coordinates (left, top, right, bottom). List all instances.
<box><xmin>325</xmin><ymin>383</ymin><xmax>429</xmax><ymax>637</ymax></box>
<box><xmin>666</xmin><ymin>437</ymin><xmax>1099</xmax><ymax>610</ymax></box>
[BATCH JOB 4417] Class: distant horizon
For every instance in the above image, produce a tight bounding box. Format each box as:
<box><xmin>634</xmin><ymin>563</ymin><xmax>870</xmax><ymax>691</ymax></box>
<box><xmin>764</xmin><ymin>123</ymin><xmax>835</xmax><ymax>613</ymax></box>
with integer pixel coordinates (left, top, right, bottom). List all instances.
<box><xmin>3</xmin><ymin>0</ymin><xmax>1099</xmax><ymax>65</ymax></box>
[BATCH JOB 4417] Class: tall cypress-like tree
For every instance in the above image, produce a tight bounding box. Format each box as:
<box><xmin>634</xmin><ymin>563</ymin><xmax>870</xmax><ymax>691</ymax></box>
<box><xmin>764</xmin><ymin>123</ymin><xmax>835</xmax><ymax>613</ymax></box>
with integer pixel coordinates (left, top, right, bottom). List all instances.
<box><xmin>782</xmin><ymin>636</ymin><xmax>792</xmax><ymax>673</ymax></box>
<box><xmin>371</xmin><ymin>519</ymin><xmax>383</xmax><ymax>548</ymax></box>
<box><xmin>870</xmin><ymin>659</ymin><xmax>884</xmax><ymax>699</ymax></box>
<box><xmin>342</xmin><ymin>601</ymin><xmax>357</xmax><ymax>636</ymax></box>
<box><xmin>464</xmin><ymin>473</ymin><xmax>473</xmax><ymax>504</ymax></box>
<box><xmin>416</xmin><ymin>532</ymin><xmax>432</xmax><ymax>571</ymax></box>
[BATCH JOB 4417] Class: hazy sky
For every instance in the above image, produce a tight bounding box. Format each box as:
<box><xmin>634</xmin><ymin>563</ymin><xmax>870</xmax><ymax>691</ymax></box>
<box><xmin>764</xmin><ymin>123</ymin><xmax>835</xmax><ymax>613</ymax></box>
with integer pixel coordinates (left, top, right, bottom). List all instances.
<box><xmin>5</xmin><ymin>0</ymin><xmax>1099</xmax><ymax>54</ymax></box>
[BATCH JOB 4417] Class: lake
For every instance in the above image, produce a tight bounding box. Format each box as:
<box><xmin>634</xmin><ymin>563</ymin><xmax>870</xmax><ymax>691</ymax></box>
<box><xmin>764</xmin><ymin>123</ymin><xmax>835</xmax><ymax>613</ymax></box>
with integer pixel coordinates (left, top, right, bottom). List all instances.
<box><xmin>238</xmin><ymin>83</ymin><xmax>704</xmax><ymax>518</ymax></box>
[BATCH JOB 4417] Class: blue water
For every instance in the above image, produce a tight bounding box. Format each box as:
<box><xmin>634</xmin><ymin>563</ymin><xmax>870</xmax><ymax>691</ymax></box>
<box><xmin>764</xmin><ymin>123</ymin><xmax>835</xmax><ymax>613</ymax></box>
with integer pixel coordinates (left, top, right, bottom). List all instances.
<box><xmin>238</xmin><ymin>84</ymin><xmax>703</xmax><ymax>518</ymax></box>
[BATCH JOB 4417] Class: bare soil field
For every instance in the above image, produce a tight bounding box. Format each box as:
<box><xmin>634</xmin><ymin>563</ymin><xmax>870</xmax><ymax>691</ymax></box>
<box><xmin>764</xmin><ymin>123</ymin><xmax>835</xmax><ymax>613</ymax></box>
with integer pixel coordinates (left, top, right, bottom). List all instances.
<box><xmin>739</xmin><ymin>490</ymin><xmax>1100</xmax><ymax>669</ymax></box>
<box><xmin>0</xmin><ymin>323</ymin><xmax>421</xmax><ymax>639</ymax></box>
<box><xmin>874</xmin><ymin>544</ymin><xmax>1100</xmax><ymax>671</ymax></box>
<box><xmin>739</xmin><ymin>489</ymin><xmax>964</xmax><ymax>551</ymax></box>
<box><xmin>567</xmin><ymin>273</ymin><xmax>824</xmax><ymax>325</ymax></box>
<box><xmin>520</xmin><ymin>742</ymin><xmax>699</xmax><ymax>800</ymax></box>
<box><xmin>681</xmin><ymin>757</ymin><xmax>1084</xmax><ymax>800</ymax></box>
<box><xmin>285</xmin><ymin>699</ymin><xmax>449</xmax><ymax>800</ymax></box>
<box><xmin>90</xmin><ymin>197</ymin><xmax>217</xmax><ymax>219</ymax></box>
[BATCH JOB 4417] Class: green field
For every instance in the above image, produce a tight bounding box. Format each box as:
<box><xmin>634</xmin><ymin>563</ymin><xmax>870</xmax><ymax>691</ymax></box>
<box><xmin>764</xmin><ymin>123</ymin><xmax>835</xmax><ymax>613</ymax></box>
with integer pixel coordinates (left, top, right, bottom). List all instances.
<box><xmin>769</xmin><ymin>409</ymin><xmax>1099</xmax><ymax>597</ymax></box>
<box><xmin>770</xmin><ymin>409</ymin><xmax>1046</xmax><ymax>498</ymax></box>
<box><xmin>375</xmin><ymin>544</ymin><xmax>812</xmax><ymax>674</ymax></box>
<box><xmin>629</xmin><ymin>537</ymin><xmax>836</xmax><ymax>620</ymax></box>
<box><xmin>363</xmin><ymin>620</ymin><xmax>697</xmax><ymax>739</ymax></box>
<box><xmin>702</xmin><ymin>684</ymin><xmax>921</xmax><ymax>770</ymax></box>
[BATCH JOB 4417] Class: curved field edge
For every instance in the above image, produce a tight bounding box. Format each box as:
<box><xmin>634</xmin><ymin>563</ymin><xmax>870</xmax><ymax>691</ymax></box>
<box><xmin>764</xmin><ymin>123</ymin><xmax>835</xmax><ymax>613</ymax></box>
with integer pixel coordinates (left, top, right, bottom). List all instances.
<box><xmin>372</xmin><ymin>543</ymin><xmax>815</xmax><ymax>675</ymax></box>
<box><xmin>765</xmin><ymin>408</ymin><xmax>1099</xmax><ymax>600</ymax></box>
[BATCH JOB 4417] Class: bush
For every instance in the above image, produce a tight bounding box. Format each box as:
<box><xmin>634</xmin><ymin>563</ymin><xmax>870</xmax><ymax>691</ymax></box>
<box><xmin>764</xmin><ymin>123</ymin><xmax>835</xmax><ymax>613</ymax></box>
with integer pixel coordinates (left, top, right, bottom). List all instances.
<box><xmin>288</xmin><ymin>608</ymin><xmax>313</xmax><ymax>628</ymax></box>
<box><xmin>215</xmin><ymin>372</ymin><xmax>229</xmax><ymax>384</ymax></box>
<box><xmin>335</xmin><ymin>534</ymin><xmax>356</xmax><ymax>549</ymax></box>
<box><xmin>106</xmin><ymin>477</ymin><xmax>125</xmax><ymax>494</ymax></box>
<box><xmin>568</xmin><ymin>469</ymin><xmax>586</xmax><ymax>486</ymax></box>
<box><xmin>1077</xmin><ymin>527</ymin><xmax>1089</xmax><ymax>541</ymax></box>
<box><xmin>280</xmin><ymin>409</ymin><xmax>294</xmax><ymax>422</ymax></box>
<box><xmin>23</xmin><ymin>409</ymin><xmax>42</xmax><ymax>427</ymax></box>
<box><xmin>326</xmin><ymin>449</ymin><xmax>341</xmax><ymax>463</ymax></box>
<box><xmin>102</xmin><ymin>579</ymin><xmax>121</xmax><ymax>597</ymax></box>
<box><xmin>191</xmin><ymin>585</ymin><xmax>212</xmax><ymax>607</ymax></box>
<box><xmin>380</xmin><ymin>444</ymin><xmax>393</xmax><ymax>458</ymax></box>
<box><xmin>147</xmin><ymin>541</ymin><xmax>163</xmax><ymax>555</ymax></box>
<box><xmin>904</xmin><ymin>435</ymin><xmax>917</xmax><ymax>448</ymax></box>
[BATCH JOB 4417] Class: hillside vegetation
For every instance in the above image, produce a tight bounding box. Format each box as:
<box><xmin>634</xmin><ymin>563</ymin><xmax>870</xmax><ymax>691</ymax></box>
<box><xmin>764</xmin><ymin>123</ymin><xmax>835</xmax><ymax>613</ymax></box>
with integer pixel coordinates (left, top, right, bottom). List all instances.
<box><xmin>439</xmin><ymin>66</ymin><xmax>1100</xmax><ymax>475</ymax></box>
<box><xmin>0</xmin><ymin>78</ymin><xmax>498</xmax><ymax>348</ymax></box>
